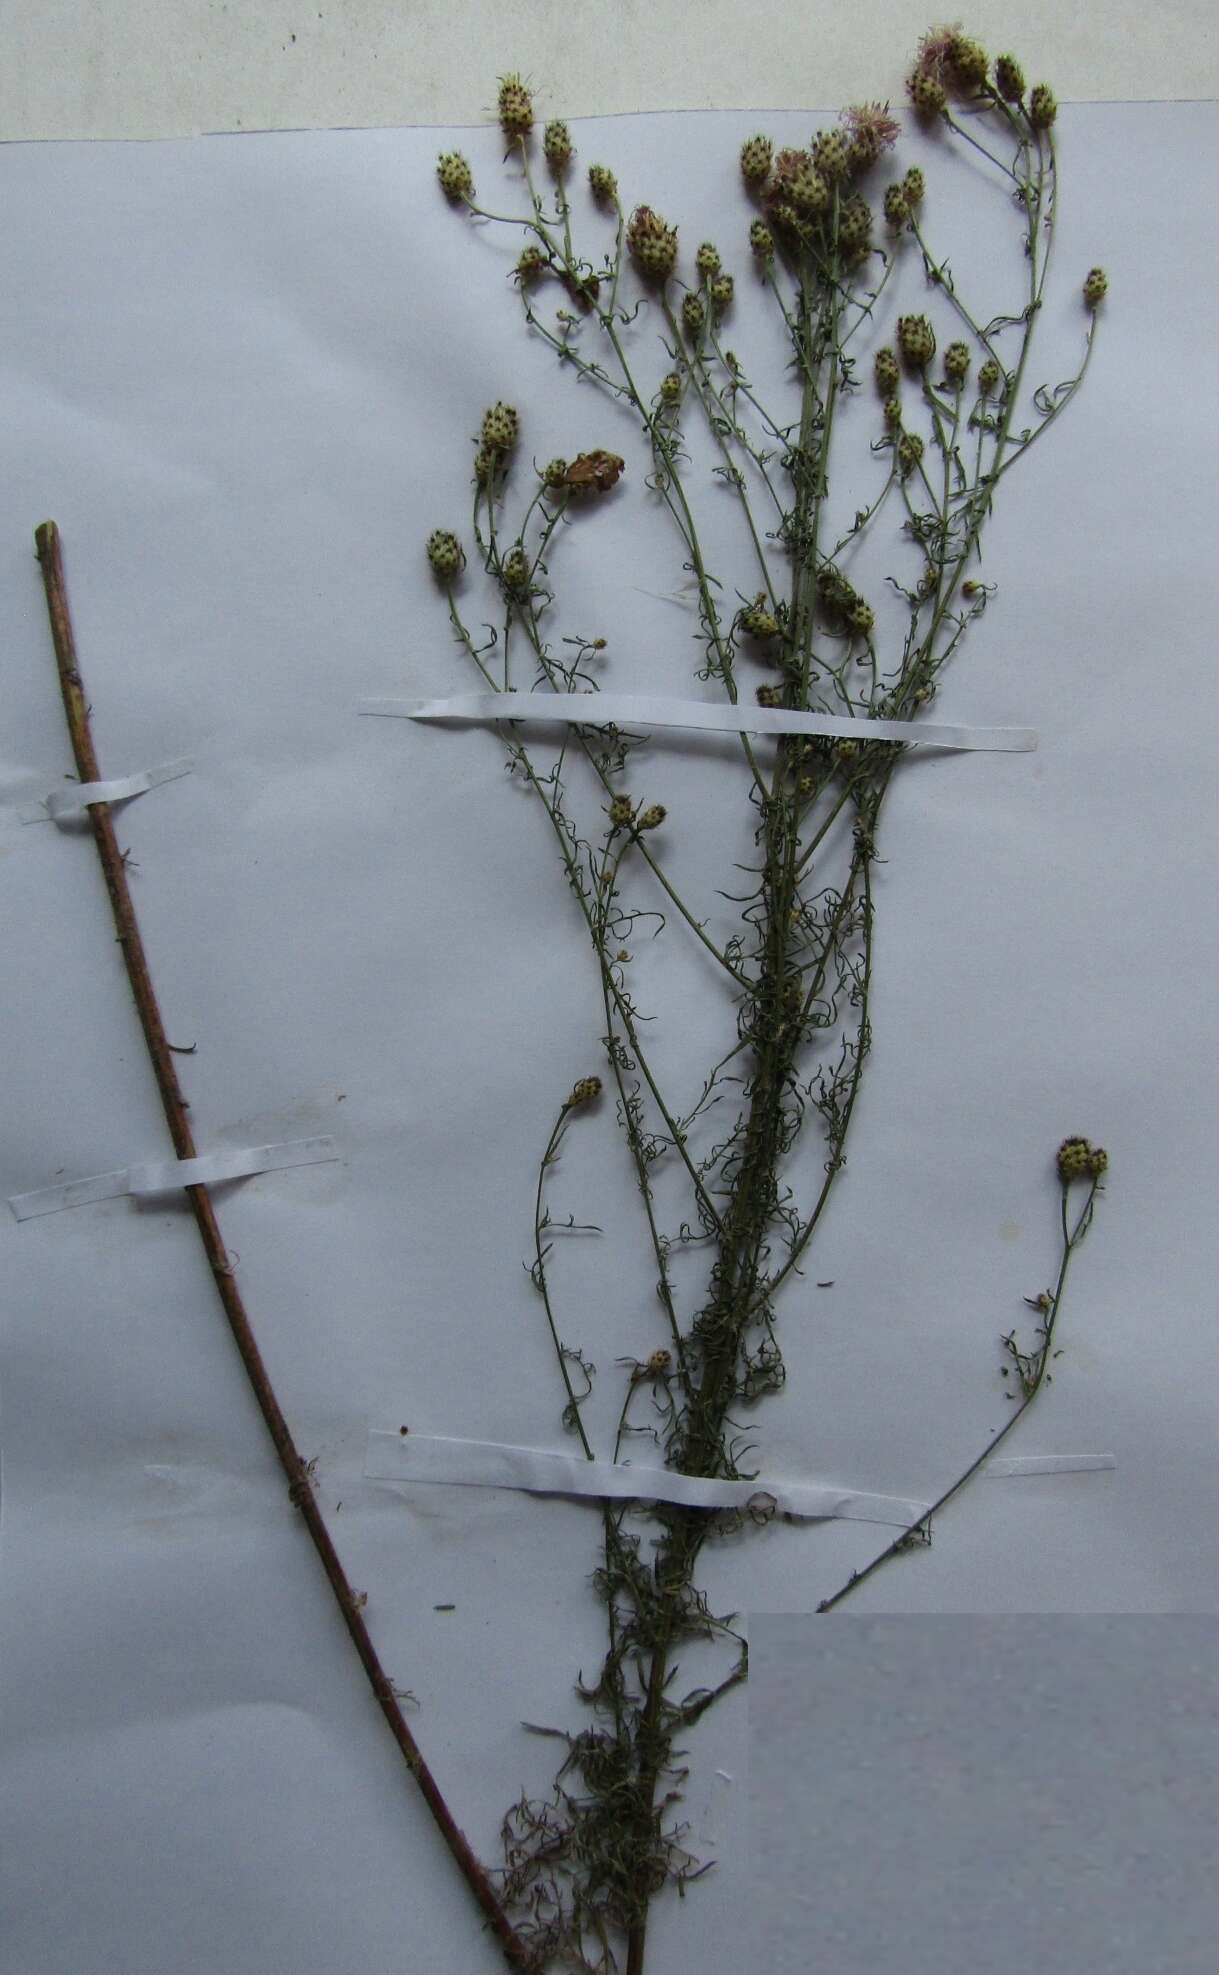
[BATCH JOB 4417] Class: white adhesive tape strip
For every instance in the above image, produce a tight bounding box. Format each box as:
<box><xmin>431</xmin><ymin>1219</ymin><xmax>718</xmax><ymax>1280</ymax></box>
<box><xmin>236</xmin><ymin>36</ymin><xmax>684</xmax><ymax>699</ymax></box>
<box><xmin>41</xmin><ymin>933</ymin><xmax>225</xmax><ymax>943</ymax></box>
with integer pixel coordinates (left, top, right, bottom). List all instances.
<box><xmin>985</xmin><ymin>1453</ymin><xmax>1116</xmax><ymax>1477</ymax></box>
<box><xmin>365</xmin><ymin>1430</ymin><xmax>931</xmax><ymax>1528</ymax></box>
<box><xmin>359</xmin><ymin>693</ymin><xmax>1036</xmax><ymax>754</ymax></box>
<box><xmin>8</xmin><ymin>1136</ymin><xmax>340</xmax><ymax>1221</ymax></box>
<box><xmin>19</xmin><ymin>757</ymin><xmax>193</xmax><ymax>826</ymax></box>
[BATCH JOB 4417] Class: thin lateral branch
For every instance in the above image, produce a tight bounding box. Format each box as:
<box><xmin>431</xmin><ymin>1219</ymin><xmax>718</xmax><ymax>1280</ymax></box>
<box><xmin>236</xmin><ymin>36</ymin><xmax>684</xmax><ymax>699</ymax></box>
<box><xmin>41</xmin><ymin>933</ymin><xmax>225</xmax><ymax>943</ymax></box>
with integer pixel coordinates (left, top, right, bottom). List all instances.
<box><xmin>33</xmin><ymin>519</ymin><xmax>537</xmax><ymax>1975</ymax></box>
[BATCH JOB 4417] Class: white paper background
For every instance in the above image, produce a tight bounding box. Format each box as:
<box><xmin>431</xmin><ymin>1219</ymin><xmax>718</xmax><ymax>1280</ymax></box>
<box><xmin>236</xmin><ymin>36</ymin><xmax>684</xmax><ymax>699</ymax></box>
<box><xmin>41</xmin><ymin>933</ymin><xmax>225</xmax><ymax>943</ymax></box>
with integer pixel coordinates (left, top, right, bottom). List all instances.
<box><xmin>749</xmin><ymin>1616</ymin><xmax>1219</xmax><ymax>1973</ymax></box>
<box><xmin>3</xmin><ymin>102</ymin><xmax>1218</xmax><ymax>1973</ymax></box>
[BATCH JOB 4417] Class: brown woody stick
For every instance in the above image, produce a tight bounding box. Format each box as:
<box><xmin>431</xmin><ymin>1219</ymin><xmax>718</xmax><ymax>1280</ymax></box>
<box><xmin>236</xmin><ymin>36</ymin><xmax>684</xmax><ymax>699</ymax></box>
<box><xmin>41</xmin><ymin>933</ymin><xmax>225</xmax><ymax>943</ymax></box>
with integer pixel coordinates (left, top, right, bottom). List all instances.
<box><xmin>33</xmin><ymin>520</ymin><xmax>536</xmax><ymax>1973</ymax></box>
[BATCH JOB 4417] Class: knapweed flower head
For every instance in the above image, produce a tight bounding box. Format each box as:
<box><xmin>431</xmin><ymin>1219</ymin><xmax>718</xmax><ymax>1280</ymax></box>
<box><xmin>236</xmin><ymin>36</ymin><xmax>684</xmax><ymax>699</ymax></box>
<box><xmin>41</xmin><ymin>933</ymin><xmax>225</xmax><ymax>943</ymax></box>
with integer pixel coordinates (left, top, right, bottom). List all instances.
<box><xmin>883</xmin><ymin>183</ymin><xmax>910</xmax><ymax>229</ymax></box>
<box><xmin>907</xmin><ymin>69</ymin><xmax>948</xmax><ymax>116</ymax></box>
<box><xmin>874</xmin><ymin>346</ymin><xmax>900</xmax><ymax>394</ymax></box>
<box><xmin>740</xmin><ymin>594</ymin><xmax>781</xmax><ymax>640</ymax></box>
<box><xmin>838</xmin><ymin>196</ymin><xmax>873</xmax><ymax>253</ymax></box>
<box><xmin>897</xmin><ymin>431</ymin><xmax>925</xmax><ymax>477</ymax></box>
<box><xmin>750</xmin><ymin>219</ymin><xmax>775</xmax><ymax>259</ymax></box>
<box><xmin>426</xmin><ymin>529</ymin><xmax>465</xmax><ymax>581</ymax></box>
<box><xmin>627</xmin><ymin>205</ymin><xmax>679</xmax><ymax>282</ymax></box>
<box><xmin>943</xmin><ymin>340</ymin><xmax>970</xmax><ymax>384</ymax></box>
<box><xmin>516</xmin><ymin>245</ymin><xmax>546</xmax><ymax>282</ymax></box>
<box><xmin>682</xmin><ymin>292</ymin><xmax>706</xmax><ymax>338</ymax></box>
<box><xmin>481</xmin><ymin>401</ymin><xmax>520</xmax><ymax>452</ymax></box>
<box><xmin>588</xmin><ymin>163</ymin><xmax>618</xmax><ymax>204</ymax></box>
<box><xmin>897</xmin><ymin>313</ymin><xmax>936</xmax><ymax>368</ymax></box>
<box><xmin>994</xmin><ymin>54</ymin><xmax>1026</xmax><ymax>101</ymax></box>
<box><xmin>695</xmin><ymin>241</ymin><xmax>722</xmax><ymax>279</ymax></box>
<box><xmin>568</xmin><ymin>1076</ymin><xmax>602</xmax><ymax>1106</ymax></box>
<box><xmin>636</xmin><ymin>804</ymin><xmax>666</xmax><ymax>831</ymax></box>
<box><xmin>1083</xmin><ymin>267</ymin><xmax>1108</xmax><ymax>308</ymax></box>
<box><xmin>659</xmin><ymin>372</ymin><xmax>682</xmax><ymax>406</ymax></box>
<box><xmin>543</xmin><ymin>119</ymin><xmax>573</xmax><ymax>173</ymax></box>
<box><xmin>1056</xmin><ymin>1136</ymin><xmax>1108</xmax><ymax>1183</ymax></box>
<box><xmin>946</xmin><ymin>33</ymin><xmax>989</xmax><ymax>91</ymax></box>
<box><xmin>497</xmin><ymin>72</ymin><xmax>533</xmax><ymax>141</ymax></box>
<box><xmin>977</xmin><ymin>356</ymin><xmax>1003</xmax><ymax>395</ymax></box>
<box><xmin>710</xmin><ymin>272</ymin><xmax>735</xmax><ymax>313</ymax></box>
<box><xmin>914</xmin><ymin>22</ymin><xmax>963</xmax><ymax>79</ymax></box>
<box><xmin>608</xmin><ymin>793</ymin><xmax>635</xmax><ymax>828</ymax></box>
<box><xmin>770</xmin><ymin>148</ymin><xmax>829</xmax><ymax>217</ymax></box>
<box><xmin>1029</xmin><ymin>83</ymin><xmax>1057</xmax><ymax>128</ymax></box>
<box><xmin>840</xmin><ymin>101</ymin><xmax>901</xmax><ymax>167</ymax></box>
<box><xmin>812</xmin><ymin>127</ymin><xmax>852</xmax><ymax>183</ymax></box>
<box><xmin>501</xmin><ymin>545</ymin><xmax>531</xmax><ymax>595</ymax></box>
<box><xmin>903</xmin><ymin>166</ymin><xmax>925</xmax><ymax>207</ymax></box>
<box><xmin>436</xmin><ymin>151</ymin><xmax>474</xmax><ymax>201</ymax></box>
<box><xmin>740</xmin><ymin>134</ymin><xmax>773</xmax><ymax>186</ymax></box>
<box><xmin>543</xmin><ymin>457</ymin><xmax>569</xmax><ymax>488</ymax></box>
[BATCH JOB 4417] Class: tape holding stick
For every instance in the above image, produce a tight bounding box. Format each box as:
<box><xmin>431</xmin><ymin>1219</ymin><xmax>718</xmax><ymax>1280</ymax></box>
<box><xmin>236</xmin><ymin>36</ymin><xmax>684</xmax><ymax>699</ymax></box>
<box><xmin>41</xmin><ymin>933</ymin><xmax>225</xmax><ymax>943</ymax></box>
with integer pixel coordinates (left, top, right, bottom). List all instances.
<box><xmin>359</xmin><ymin>692</ymin><xmax>1036</xmax><ymax>754</ymax></box>
<box><xmin>19</xmin><ymin>757</ymin><xmax>194</xmax><ymax>826</ymax></box>
<box><xmin>8</xmin><ymin>1136</ymin><xmax>341</xmax><ymax>1221</ymax></box>
<box><xmin>365</xmin><ymin>1429</ymin><xmax>932</xmax><ymax>1528</ymax></box>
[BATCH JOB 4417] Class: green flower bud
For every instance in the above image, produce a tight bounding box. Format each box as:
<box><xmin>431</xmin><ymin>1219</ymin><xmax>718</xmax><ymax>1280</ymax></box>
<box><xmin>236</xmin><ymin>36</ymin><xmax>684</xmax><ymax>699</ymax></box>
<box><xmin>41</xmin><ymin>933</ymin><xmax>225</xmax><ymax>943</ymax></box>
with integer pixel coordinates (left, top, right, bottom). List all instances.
<box><xmin>710</xmin><ymin>272</ymin><xmax>735</xmax><ymax>313</ymax></box>
<box><xmin>907</xmin><ymin>71</ymin><xmax>947</xmax><ymax>116</ymax></box>
<box><xmin>740</xmin><ymin>134</ymin><xmax>774</xmax><ymax>185</ymax></box>
<box><xmin>543</xmin><ymin>119</ymin><xmax>573</xmax><ymax>173</ymax></box>
<box><xmin>943</xmin><ymin>340</ymin><xmax>970</xmax><ymax>385</ymax></box>
<box><xmin>436</xmin><ymin>151</ymin><xmax>474</xmax><ymax>201</ymax></box>
<box><xmin>682</xmin><ymin>292</ymin><xmax>706</xmax><ymax>338</ymax></box>
<box><xmin>481</xmin><ymin>401</ymin><xmax>520</xmax><ymax>452</ymax></box>
<box><xmin>627</xmin><ymin>205</ymin><xmax>679</xmax><ymax>283</ymax></box>
<box><xmin>897</xmin><ymin>432</ymin><xmax>925</xmax><ymax>478</ymax></box>
<box><xmin>696</xmin><ymin>241</ymin><xmax>721</xmax><ymax>279</ymax></box>
<box><xmin>750</xmin><ymin>219</ymin><xmax>775</xmax><ymax>259</ymax></box>
<box><xmin>977</xmin><ymin>358</ymin><xmax>1003</xmax><ymax>395</ymax></box>
<box><xmin>1029</xmin><ymin>84</ymin><xmax>1057</xmax><ymax>129</ymax></box>
<box><xmin>874</xmin><ymin>347</ymin><xmax>900</xmax><ymax>394</ymax></box>
<box><xmin>568</xmin><ymin>1076</ymin><xmax>602</xmax><ymax>1105</ymax></box>
<box><xmin>426</xmin><ymin>529</ymin><xmax>464</xmax><ymax>581</ymax></box>
<box><xmin>897</xmin><ymin>313</ymin><xmax>936</xmax><ymax>368</ymax></box>
<box><xmin>588</xmin><ymin>163</ymin><xmax>618</xmax><ymax>204</ymax></box>
<box><xmin>1083</xmin><ymin>267</ymin><xmax>1108</xmax><ymax>308</ymax></box>
<box><xmin>636</xmin><ymin>804</ymin><xmax>666</xmax><ymax>831</ymax></box>
<box><xmin>659</xmin><ymin>372</ymin><xmax>683</xmax><ymax>406</ymax></box>
<box><xmin>497</xmin><ymin>73</ymin><xmax>533</xmax><ymax>141</ymax></box>
<box><xmin>994</xmin><ymin>54</ymin><xmax>1025</xmax><ymax>101</ymax></box>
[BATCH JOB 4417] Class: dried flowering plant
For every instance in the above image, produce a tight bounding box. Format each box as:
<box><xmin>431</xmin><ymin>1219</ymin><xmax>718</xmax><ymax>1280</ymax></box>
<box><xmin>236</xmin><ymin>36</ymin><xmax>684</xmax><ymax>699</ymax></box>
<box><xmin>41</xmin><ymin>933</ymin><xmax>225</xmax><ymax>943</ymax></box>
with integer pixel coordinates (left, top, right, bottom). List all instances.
<box><xmin>425</xmin><ymin>36</ymin><xmax>1108</xmax><ymax>1972</ymax></box>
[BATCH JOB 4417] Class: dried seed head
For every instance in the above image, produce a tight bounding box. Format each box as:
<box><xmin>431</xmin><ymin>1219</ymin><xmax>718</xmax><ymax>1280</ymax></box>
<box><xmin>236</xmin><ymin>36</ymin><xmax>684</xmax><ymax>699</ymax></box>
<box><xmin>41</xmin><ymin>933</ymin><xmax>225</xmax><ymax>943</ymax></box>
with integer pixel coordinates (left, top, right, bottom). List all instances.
<box><xmin>627</xmin><ymin>205</ymin><xmax>679</xmax><ymax>283</ymax></box>
<box><xmin>750</xmin><ymin>219</ymin><xmax>775</xmax><ymax>259</ymax></box>
<box><xmin>883</xmin><ymin>183</ymin><xmax>909</xmax><ymax>228</ymax></box>
<box><xmin>1029</xmin><ymin>84</ymin><xmax>1057</xmax><ymax>129</ymax></box>
<box><xmin>682</xmin><ymin>292</ymin><xmax>706</xmax><ymax>338</ymax></box>
<box><xmin>516</xmin><ymin>245</ymin><xmax>546</xmax><ymax>282</ymax></box>
<box><xmin>874</xmin><ymin>347</ymin><xmax>900</xmax><ymax>394</ymax></box>
<box><xmin>994</xmin><ymin>54</ymin><xmax>1025</xmax><ymax>101</ymax></box>
<box><xmin>696</xmin><ymin>241</ymin><xmax>721</xmax><ymax>279</ymax></box>
<box><xmin>710</xmin><ymin>272</ymin><xmax>735</xmax><ymax>313</ymax></box>
<box><xmin>943</xmin><ymin>340</ymin><xmax>970</xmax><ymax>384</ymax></box>
<box><xmin>1057</xmin><ymin>1136</ymin><xmax>1108</xmax><ymax>1183</ymax></box>
<box><xmin>609</xmin><ymin>794</ymin><xmax>635</xmax><ymax>828</ymax></box>
<box><xmin>481</xmin><ymin>401</ymin><xmax>520</xmax><ymax>452</ymax></box>
<box><xmin>907</xmin><ymin>70</ymin><xmax>948</xmax><ymax>116</ymax></box>
<box><xmin>543</xmin><ymin>119</ymin><xmax>573</xmax><ymax>172</ymax></box>
<box><xmin>740</xmin><ymin>134</ymin><xmax>774</xmax><ymax>185</ymax></box>
<box><xmin>568</xmin><ymin>1076</ymin><xmax>602</xmax><ymax>1106</ymax></box>
<box><xmin>436</xmin><ymin>151</ymin><xmax>474</xmax><ymax>201</ymax></box>
<box><xmin>897</xmin><ymin>432</ymin><xmax>925</xmax><ymax>477</ymax></box>
<box><xmin>659</xmin><ymin>372</ymin><xmax>683</xmax><ymax>406</ymax></box>
<box><xmin>977</xmin><ymin>357</ymin><xmax>1003</xmax><ymax>395</ymax></box>
<box><xmin>1083</xmin><ymin>267</ymin><xmax>1108</xmax><ymax>309</ymax></box>
<box><xmin>756</xmin><ymin>684</ymin><xmax>785</xmax><ymax>708</ymax></box>
<box><xmin>897</xmin><ymin>313</ymin><xmax>936</xmax><ymax>368</ymax></box>
<box><xmin>501</xmin><ymin>546</ymin><xmax>531</xmax><ymax>594</ymax></box>
<box><xmin>812</xmin><ymin>127</ymin><xmax>852</xmax><ymax>182</ymax></box>
<box><xmin>636</xmin><ymin>804</ymin><xmax>666</xmax><ymax>831</ymax></box>
<box><xmin>645</xmin><ymin>1349</ymin><xmax>672</xmax><ymax>1375</ymax></box>
<box><xmin>903</xmin><ymin>166</ymin><xmax>925</xmax><ymax>207</ymax></box>
<box><xmin>425</xmin><ymin>529</ymin><xmax>464</xmax><ymax>581</ymax></box>
<box><xmin>497</xmin><ymin>73</ymin><xmax>534</xmax><ymax>141</ymax></box>
<box><xmin>588</xmin><ymin>163</ymin><xmax>618</xmax><ymax>204</ymax></box>
<box><xmin>543</xmin><ymin>458</ymin><xmax>569</xmax><ymax>488</ymax></box>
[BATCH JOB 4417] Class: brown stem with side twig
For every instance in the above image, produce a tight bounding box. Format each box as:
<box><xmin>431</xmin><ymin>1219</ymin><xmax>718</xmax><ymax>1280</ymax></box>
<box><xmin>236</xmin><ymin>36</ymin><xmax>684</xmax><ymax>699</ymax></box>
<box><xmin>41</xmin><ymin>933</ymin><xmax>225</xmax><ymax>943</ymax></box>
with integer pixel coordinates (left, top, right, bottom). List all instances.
<box><xmin>32</xmin><ymin>518</ymin><xmax>536</xmax><ymax>1975</ymax></box>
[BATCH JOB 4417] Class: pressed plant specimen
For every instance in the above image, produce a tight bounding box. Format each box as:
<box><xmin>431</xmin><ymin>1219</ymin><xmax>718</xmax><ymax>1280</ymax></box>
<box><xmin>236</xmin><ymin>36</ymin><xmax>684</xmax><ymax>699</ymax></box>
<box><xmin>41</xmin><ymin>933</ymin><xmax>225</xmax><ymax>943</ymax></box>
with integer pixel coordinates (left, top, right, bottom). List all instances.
<box><xmin>423</xmin><ymin>30</ymin><xmax>1109</xmax><ymax>1972</ymax></box>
